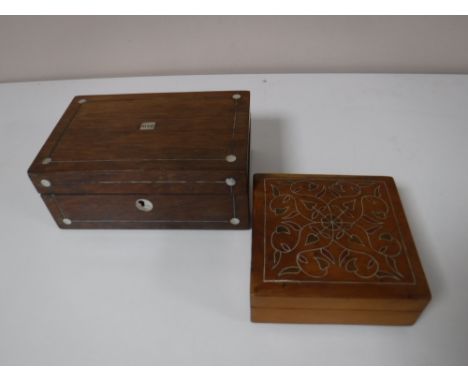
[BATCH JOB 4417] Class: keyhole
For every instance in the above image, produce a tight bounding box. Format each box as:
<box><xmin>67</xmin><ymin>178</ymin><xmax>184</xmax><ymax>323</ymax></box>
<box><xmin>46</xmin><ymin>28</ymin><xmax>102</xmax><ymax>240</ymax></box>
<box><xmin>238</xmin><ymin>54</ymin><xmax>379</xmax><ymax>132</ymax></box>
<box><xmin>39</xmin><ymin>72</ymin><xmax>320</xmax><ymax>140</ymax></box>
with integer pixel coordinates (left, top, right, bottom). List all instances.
<box><xmin>135</xmin><ymin>198</ymin><xmax>153</xmax><ymax>212</ymax></box>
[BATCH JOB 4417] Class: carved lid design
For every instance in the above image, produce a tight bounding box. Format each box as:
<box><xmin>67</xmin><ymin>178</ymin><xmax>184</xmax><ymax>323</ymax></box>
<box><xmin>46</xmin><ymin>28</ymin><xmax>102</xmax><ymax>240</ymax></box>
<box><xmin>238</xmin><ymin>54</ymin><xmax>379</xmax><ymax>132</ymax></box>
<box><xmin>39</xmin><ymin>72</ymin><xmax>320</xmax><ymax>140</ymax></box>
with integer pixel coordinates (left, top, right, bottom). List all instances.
<box><xmin>263</xmin><ymin>176</ymin><xmax>417</xmax><ymax>284</ymax></box>
<box><xmin>251</xmin><ymin>174</ymin><xmax>431</xmax><ymax>305</ymax></box>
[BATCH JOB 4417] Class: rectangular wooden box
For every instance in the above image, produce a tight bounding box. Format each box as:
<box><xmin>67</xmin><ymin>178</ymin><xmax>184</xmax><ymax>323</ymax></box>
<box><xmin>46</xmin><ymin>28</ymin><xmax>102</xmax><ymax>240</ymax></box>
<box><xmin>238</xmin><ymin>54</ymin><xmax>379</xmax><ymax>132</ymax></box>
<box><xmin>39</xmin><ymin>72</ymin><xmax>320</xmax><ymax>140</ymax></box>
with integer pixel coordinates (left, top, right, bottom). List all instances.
<box><xmin>251</xmin><ymin>174</ymin><xmax>431</xmax><ymax>325</ymax></box>
<box><xmin>28</xmin><ymin>91</ymin><xmax>251</xmax><ymax>229</ymax></box>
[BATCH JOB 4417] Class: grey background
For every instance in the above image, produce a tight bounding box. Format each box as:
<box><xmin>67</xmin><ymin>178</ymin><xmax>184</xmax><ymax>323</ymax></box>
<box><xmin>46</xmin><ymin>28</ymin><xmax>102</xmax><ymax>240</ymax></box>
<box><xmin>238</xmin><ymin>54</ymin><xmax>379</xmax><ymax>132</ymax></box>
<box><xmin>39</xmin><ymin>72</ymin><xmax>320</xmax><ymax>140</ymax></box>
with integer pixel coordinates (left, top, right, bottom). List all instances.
<box><xmin>1</xmin><ymin>73</ymin><xmax>467</xmax><ymax>365</ymax></box>
<box><xmin>1</xmin><ymin>16</ymin><xmax>468</xmax><ymax>83</ymax></box>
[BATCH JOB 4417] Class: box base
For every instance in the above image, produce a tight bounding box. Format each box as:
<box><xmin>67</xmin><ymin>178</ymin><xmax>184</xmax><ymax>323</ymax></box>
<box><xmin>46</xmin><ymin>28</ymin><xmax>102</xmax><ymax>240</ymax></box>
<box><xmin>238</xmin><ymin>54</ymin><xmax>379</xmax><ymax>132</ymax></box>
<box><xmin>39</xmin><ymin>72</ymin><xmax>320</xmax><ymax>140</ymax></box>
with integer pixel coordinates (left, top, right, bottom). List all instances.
<box><xmin>251</xmin><ymin>307</ymin><xmax>422</xmax><ymax>325</ymax></box>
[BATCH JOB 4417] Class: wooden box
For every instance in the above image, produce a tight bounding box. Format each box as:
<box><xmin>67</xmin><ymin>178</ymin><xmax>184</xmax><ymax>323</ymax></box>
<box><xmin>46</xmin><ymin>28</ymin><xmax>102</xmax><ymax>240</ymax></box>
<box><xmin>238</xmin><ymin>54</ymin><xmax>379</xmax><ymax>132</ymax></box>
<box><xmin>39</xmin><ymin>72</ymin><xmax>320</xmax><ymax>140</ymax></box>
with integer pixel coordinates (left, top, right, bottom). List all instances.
<box><xmin>28</xmin><ymin>91</ymin><xmax>251</xmax><ymax>229</ymax></box>
<box><xmin>251</xmin><ymin>174</ymin><xmax>431</xmax><ymax>325</ymax></box>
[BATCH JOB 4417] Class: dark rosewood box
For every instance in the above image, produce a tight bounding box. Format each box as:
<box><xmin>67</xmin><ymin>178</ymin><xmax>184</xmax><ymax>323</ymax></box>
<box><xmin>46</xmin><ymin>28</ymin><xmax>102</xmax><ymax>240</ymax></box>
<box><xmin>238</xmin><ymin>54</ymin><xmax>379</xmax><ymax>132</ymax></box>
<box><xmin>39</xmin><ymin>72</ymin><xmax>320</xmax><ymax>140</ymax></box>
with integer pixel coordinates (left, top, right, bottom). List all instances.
<box><xmin>28</xmin><ymin>91</ymin><xmax>251</xmax><ymax>229</ymax></box>
<box><xmin>251</xmin><ymin>174</ymin><xmax>431</xmax><ymax>325</ymax></box>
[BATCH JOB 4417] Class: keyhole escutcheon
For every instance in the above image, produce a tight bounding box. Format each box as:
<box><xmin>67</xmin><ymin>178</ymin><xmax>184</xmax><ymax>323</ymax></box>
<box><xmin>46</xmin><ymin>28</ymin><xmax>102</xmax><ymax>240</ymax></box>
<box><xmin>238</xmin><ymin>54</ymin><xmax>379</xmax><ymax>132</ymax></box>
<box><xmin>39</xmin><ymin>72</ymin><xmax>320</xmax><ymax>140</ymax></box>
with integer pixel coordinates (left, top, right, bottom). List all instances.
<box><xmin>135</xmin><ymin>198</ymin><xmax>153</xmax><ymax>212</ymax></box>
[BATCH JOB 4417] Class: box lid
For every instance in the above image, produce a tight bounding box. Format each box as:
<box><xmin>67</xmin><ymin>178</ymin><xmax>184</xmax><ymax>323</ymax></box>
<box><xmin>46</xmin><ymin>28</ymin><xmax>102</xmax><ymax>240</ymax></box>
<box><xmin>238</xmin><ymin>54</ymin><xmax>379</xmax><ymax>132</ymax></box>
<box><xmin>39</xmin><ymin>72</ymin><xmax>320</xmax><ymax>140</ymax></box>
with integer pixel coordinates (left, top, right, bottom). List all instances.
<box><xmin>251</xmin><ymin>174</ymin><xmax>431</xmax><ymax>313</ymax></box>
<box><xmin>28</xmin><ymin>91</ymin><xmax>250</xmax><ymax>193</ymax></box>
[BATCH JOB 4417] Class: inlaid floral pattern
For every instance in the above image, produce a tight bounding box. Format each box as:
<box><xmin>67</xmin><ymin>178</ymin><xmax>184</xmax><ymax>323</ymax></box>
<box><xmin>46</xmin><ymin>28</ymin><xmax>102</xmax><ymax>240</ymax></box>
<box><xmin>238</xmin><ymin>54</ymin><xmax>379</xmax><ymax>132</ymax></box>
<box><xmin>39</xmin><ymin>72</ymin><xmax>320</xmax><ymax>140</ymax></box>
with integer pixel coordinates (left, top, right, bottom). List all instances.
<box><xmin>264</xmin><ymin>178</ymin><xmax>414</xmax><ymax>283</ymax></box>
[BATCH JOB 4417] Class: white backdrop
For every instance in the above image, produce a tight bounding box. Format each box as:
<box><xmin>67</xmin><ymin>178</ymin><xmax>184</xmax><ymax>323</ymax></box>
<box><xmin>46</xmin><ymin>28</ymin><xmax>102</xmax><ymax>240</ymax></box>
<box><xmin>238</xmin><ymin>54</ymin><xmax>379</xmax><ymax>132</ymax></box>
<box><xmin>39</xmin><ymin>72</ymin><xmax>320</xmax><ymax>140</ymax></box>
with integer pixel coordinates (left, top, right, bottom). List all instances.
<box><xmin>0</xmin><ymin>74</ymin><xmax>467</xmax><ymax>365</ymax></box>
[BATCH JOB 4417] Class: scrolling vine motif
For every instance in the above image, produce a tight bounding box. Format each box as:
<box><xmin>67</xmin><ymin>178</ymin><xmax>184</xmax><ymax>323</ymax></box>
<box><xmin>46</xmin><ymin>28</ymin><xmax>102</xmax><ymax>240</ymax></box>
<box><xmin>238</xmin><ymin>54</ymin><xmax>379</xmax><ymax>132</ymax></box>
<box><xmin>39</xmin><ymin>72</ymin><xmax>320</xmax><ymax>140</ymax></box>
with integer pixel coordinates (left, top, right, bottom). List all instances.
<box><xmin>264</xmin><ymin>179</ymin><xmax>414</xmax><ymax>283</ymax></box>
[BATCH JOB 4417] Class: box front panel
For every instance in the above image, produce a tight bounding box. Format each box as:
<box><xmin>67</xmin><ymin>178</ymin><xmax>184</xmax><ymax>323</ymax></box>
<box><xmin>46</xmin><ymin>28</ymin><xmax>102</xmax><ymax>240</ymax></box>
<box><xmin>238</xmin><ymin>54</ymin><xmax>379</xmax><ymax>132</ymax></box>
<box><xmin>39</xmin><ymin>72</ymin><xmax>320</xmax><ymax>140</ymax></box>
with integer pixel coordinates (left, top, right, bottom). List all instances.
<box><xmin>251</xmin><ymin>307</ymin><xmax>422</xmax><ymax>325</ymax></box>
<box><xmin>41</xmin><ymin>193</ymin><xmax>250</xmax><ymax>229</ymax></box>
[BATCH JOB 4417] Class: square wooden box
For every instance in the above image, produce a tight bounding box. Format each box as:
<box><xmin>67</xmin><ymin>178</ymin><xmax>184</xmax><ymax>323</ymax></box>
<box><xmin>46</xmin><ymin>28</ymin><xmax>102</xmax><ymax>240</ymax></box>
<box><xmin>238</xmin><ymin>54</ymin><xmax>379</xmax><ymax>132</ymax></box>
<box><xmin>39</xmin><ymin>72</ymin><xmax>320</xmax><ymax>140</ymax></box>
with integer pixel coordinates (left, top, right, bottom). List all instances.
<box><xmin>251</xmin><ymin>174</ymin><xmax>431</xmax><ymax>325</ymax></box>
<box><xmin>28</xmin><ymin>91</ymin><xmax>251</xmax><ymax>229</ymax></box>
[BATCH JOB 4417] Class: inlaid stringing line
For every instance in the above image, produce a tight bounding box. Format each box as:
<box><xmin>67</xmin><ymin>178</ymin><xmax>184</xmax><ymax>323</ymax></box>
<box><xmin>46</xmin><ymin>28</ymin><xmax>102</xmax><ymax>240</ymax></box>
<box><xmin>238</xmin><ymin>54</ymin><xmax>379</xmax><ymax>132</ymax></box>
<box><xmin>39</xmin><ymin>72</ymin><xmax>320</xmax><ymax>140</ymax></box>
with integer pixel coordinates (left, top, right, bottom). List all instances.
<box><xmin>232</xmin><ymin>100</ymin><xmax>238</xmax><ymax>139</ymax></box>
<box><xmin>47</xmin><ymin>102</ymin><xmax>82</xmax><ymax>159</ymax></box>
<box><xmin>99</xmin><ymin>180</ymin><xmax>183</xmax><ymax>184</ymax></box>
<box><xmin>97</xmin><ymin>180</ymin><xmax>226</xmax><ymax>184</ymax></box>
<box><xmin>230</xmin><ymin>185</ymin><xmax>237</xmax><ymax>219</ymax></box>
<box><xmin>51</xmin><ymin>194</ymin><xmax>67</xmax><ymax>220</ymax></box>
<box><xmin>229</xmin><ymin>97</ymin><xmax>238</xmax><ymax>155</ymax></box>
<box><xmin>72</xmin><ymin>219</ymin><xmax>230</xmax><ymax>223</ymax></box>
<box><xmin>263</xmin><ymin>278</ymin><xmax>415</xmax><ymax>285</ymax></box>
<box><xmin>50</xmin><ymin>158</ymin><xmax>225</xmax><ymax>163</ymax></box>
<box><xmin>53</xmin><ymin>182</ymin><xmax>234</xmax><ymax>224</ymax></box>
